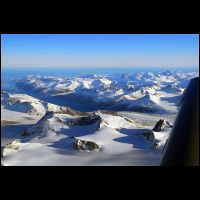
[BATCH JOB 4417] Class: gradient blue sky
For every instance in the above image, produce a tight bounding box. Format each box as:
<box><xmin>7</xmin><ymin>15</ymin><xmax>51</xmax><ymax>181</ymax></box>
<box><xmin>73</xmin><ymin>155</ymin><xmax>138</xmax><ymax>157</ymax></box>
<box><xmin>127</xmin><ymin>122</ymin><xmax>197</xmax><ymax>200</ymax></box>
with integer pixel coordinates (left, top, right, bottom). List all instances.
<box><xmin>1</xmin><ymin>34</ymin><xmax>199</xmax><ymax>68</ymax></box>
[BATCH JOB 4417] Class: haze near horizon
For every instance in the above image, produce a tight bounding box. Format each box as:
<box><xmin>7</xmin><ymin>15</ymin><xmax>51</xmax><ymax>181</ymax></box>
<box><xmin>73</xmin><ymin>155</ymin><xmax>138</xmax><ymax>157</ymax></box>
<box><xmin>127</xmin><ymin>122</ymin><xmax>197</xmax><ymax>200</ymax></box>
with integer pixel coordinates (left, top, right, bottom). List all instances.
<box><xmin>1</xmin><ymin>34</ymin><xmax>199</xmax><ymax>68</ymax></box>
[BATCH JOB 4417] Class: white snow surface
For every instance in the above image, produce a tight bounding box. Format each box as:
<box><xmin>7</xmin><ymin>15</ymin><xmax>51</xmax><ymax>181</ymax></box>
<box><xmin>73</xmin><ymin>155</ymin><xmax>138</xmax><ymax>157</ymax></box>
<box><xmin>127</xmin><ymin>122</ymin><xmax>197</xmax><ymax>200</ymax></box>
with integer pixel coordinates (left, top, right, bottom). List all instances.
<box><xmin>1</xmin><ymin>70</ymin><xmax>198</xmax><ymax>166</ymax></box>
<box><xmin>1</xmin><ymin>104</ymin><xmax>175</xmax><ymax>166</ymax></box>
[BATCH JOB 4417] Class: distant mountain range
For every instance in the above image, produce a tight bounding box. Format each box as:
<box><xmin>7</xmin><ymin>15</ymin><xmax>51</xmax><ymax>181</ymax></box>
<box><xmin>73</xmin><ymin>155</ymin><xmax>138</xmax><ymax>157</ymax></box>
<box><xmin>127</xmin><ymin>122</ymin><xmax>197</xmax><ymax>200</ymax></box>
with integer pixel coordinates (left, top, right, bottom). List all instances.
<box><xmin>15</xmin><ymin>71</ymin><xmax>198</xmax><ymax>113</ymax></box>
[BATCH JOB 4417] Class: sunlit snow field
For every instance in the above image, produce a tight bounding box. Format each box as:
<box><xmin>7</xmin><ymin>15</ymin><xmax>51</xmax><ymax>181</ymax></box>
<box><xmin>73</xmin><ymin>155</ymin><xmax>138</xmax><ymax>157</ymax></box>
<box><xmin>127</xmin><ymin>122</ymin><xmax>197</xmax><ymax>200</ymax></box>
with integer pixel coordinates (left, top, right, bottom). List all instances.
<box><xmin>1</xmin><ymin>67</ymin><xmax>199</xmax><ymax>166</ymax></box>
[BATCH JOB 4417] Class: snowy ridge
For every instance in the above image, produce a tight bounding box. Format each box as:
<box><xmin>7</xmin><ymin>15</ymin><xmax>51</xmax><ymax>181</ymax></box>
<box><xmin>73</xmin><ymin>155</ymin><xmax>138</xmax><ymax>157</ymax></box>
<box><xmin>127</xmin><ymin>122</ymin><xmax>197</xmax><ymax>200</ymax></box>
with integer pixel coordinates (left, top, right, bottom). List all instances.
<box><xmin>16</xmin><ymin>71</ymin><xmax>198</xmax><ymax>113</ymax></box>
<box><xmin>2</xmin><ymin>103</ymin><xmax>174</xmax><ymax>166</ymax></box>
<box><xmin>1</xmin><ymin>98</ymin><xmax>174</xmax><ymax>165</ymax></box>
<box><xmin>1</xmin><ymin>92</ymin><xmax>88</xmax><ymax>116</ymax></box>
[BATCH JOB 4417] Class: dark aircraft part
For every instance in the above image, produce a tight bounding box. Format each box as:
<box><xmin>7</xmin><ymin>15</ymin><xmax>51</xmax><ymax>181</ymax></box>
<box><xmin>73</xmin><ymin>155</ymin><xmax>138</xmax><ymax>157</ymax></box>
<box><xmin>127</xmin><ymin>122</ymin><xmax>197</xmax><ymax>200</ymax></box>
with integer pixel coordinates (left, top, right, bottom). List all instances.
<box><xmin>160</xmin><ymin>77</ymin><xmax>199</xmax><ymax>166</ymax></box>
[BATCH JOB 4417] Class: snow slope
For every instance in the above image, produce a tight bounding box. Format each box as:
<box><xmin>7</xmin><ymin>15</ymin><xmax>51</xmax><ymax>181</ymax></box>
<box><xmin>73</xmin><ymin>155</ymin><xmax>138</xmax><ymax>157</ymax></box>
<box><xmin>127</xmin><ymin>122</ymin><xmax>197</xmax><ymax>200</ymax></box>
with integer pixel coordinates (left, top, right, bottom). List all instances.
<box><xmin>1</xmin><ymin>106</ymin><xmax>173</xmax><ymax>166</ymax></box>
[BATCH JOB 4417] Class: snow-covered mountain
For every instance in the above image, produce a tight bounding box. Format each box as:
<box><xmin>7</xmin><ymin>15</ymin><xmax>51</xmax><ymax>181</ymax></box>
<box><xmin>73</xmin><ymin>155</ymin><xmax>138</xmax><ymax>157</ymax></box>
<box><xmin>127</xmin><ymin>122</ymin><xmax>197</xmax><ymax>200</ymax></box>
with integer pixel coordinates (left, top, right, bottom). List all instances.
<box><xmin>1</xmin><ymin>70</ymin><xmax>198</xmax><ymax>165</ymax></box>
<box><xmin>1</xmin><ymin>92</ymin><xmax>87</xmax><ymax>116</ymax></box>
<box><xmin>110</xmin><ymin>93</ymin><xmax>166</xmax><ymax>112</ymax></box>
<box><xmin>1</xmin><ymin>92</ymin><xmax>173</xmax><ymax>162</ymax></box>
<box><xmin>2</xmin><ymin>105</ymin><xmax>173</xmax><ymax>165</ymax></box>
<box><xmin>16</xmin><ymin>71</ymin><xmax>198</xmax><ymax>113</ymax></box>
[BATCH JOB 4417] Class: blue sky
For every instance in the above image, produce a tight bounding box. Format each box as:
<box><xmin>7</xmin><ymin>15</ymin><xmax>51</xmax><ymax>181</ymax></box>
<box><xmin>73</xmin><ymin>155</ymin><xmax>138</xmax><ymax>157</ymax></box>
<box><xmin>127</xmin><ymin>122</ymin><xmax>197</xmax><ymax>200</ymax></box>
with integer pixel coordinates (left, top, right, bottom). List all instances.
<box><xmin>1</xmin><ymin>34</ymin><xmax>199</xmax><ymax>68</ymax></box>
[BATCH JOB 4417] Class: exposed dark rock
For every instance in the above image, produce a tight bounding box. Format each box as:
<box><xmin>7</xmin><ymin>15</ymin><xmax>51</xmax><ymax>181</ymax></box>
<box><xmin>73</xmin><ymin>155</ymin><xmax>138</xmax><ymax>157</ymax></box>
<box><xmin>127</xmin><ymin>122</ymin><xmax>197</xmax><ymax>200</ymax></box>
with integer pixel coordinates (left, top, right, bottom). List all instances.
<box><xmin>71</xmin><ymin>137</ymin><xmax>100</xmax><ymax>151</ymax></box>
<box><xmin>21</xmin><ymin>111</ymin><xmax>55</xmax><ymax>137</ymax></box>
<box><xmin>142</xmin><ymin>130</ymin><xmax>155</xmax><ymax>142</ymax></box>
<box><xmin>3</xmin><ymin>140</ymin><xmax>20</xmax><ymax>150</ymax></box>
<box><xmin>56</xmin><ymin>107</ymin><xmax>89</xmax><ymax>116</ymax></box>
<box><xmin>151</xmin><ymin>143</ymin><xmax>159</xmax><ymax>149</ymax></box>
<box><xmin>34</xmin><ymin>111</ymin><xmax>53</xmax><ymax>129</ymax></box>
<box><xmin>67</xmin><ymin>114</ymin><xmax>102</xmax><ymax>126</ymax></box>
<box><xmin>103</xmin><ymin>121</ymin><xmax>109</xmax><ymax>126</ymax></box>
<box><xmin>39</xmin><ymin>111</ymin><xmax>54</xmax><ymax>121</ymax></box>
<box><xmin>1</xmin><ymin>120</ymin><xmax>18</xmax><ymax>127</ymax></box>
<box><xmin>123</xmin><ymin>117</ymin><xmax>134</xmax><ymax>123</ymax></box>
<box><xmin>115</xmin><ymin>128</ymin><xmax>121</xmax><ymax>132</ymax></box>
<box><xmin>130</xmin><ymin>106</ymin><xmax>157</xmax><ymax>113</ymax></box>
<box><xmin>152</xmin><ymin>119</ymin><xmax>165</xmax><ymax>132</ymax></box>
<box><xmin>53</xmin><ymin>116</ymin><xmax>63</xmax><ymax>123</ymax></box>
<box><xmin>23</xmin><ymin>117</ymin><xmax>34</xmax><ymax>120</ymax></box>
<box><xmin>53</xmin><ymin>88</ymin><xmax>72</xmax><ymax>94</ymax></box>
<box><xmin>99</xmin><ymin>110</ymin><xmax>119</xmax><ymax>116</ymax></box>
<box><xmin>165</xmin><ymin>121</ymin><xmax>173</xmax><ymax>128</ymax></box>
<box><xmin>20</xmin><ymin>109</ymin><xmax>91</xmax><ymax>138</ymax></box>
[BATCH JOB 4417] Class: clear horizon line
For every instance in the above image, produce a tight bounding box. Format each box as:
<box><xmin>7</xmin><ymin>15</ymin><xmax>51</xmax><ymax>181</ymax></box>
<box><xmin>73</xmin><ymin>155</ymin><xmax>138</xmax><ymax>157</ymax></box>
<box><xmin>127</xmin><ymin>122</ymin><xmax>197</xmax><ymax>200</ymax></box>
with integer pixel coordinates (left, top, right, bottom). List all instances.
<box><xmin>2</xmin><ymin>66</ymin><xmax>199</xmax><ymax>69</ymax></box>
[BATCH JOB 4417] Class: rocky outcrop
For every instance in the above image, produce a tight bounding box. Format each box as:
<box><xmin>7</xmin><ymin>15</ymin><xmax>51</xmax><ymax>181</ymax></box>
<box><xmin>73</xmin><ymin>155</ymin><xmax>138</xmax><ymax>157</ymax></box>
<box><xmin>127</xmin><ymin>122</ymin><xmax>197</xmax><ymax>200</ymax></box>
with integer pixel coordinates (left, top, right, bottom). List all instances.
<box><xmin>71</xmin><ymin>137</ymin><xmax>100</xmax><ymax>151</ymax></box>
<box><xmin>55</xmin><ymin>106</ymin><xmax>89</xmax><ymax>116</ymax></box>
<box><xmin>165</xmin><ymin>121</ymin><xmax>173</xmax><ymax>128</ymax></box>
<box><xmin>39</xmin><ymin>111</ymin><xmax>54</xmax><ymax>121</ymax></box>
<box><xmin>142</xmin><ymin>130</ymin><xmax>155</xmax><ymax>142</ymax></box>
<box><xmin>1</xmin><ymin>120</ymin><xmax>18</xmax><ymax>127</ymax></box>
<box><xmin>99</xmin><ymin>110</ymin><xmax>119</xmax><ymax>116</ymax></box>
<box><xmin>1</xmin><ymin>92</ymin><xmax>89</xmax><ymax>116</ymax></box>
<box><xmin>21</xmin><ymin>111</ymin><xmax>55</xmax><ymax>137</ymax></box>
<box><xmin>21</xmin><ymin>111</ymin><xmax>93</xmax><ymax>138</ymax></box>
<box><xmin>151</xmin><ymin>143</ymin><xmax>159</xmax><ymax>149</ymax></box>
<box><xmin>1</xmin><ymin>93</ymin><xmax>45</xmax><ymax>115</ymax></box>
<box><xmin>3</xmin><ymin>140</ymin><xmax>21</xmax><ymax>151</ymax></box>
<box><xmin>152</xmin><ymin>119</ymin><xmax>165</xmax><ymax>132</ymax></box>
<box><xmin>67</xmin><ymin>114</ymin><xmax>102</xmax><ymax>126</ymax></box>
